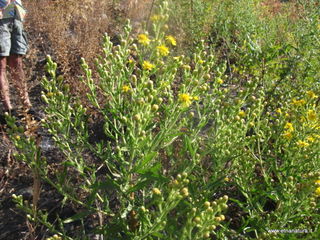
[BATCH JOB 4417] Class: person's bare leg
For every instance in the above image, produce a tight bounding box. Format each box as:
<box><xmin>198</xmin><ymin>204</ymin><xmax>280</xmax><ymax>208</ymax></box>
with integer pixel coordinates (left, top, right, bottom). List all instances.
<box><xmin>8</xmin><ymin>54</ymin><xmax>31</xmax><ymax>110</ymax></box>
<box><xmin>0</xmin><ymin>56</ymin><xmax>12</xmax><ymax>111</ymax></box>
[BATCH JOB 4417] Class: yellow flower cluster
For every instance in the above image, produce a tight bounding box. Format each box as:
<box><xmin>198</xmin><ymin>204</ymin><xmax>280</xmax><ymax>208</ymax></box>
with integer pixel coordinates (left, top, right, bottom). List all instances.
<box><xmin>282</xmin><ymin>131</ymin><xmax>293</xmax><ymax>140</ymax></box>
<box><xmin>292</xmin><ymin>98</ymin><xmax>306</xmax><ymax>106</ymax></box>
<box><xmin>307</xmin><ymin>110</ymin><xmax>317</xmax><ymax>121</ymax></box>
<box><xmin>157</xmin><ymin>45</ymin><xmax>170</xmax><ymax>56</ymax></box>
<box><xmin>306</xmin><ymin>90</ymin><xmax>318</xmax><ymax>99</ymax></box>
<box><xmin>179</xmin><ymin>93</ymin><xmax>192</xmax><ymax>107</ymax></box>
<box><xmin>152</xmin><ymin>187</ymin><xmax>161</xmax><ymax>195</ymax></box>
<box><xmin>122</xmin><ymin>85</ymin><xmax>130</xmax><ymax>93</ymax></box>
<box><xmin>151</xmin><ymin>14</ymin><xmax>162</xmax><ymax>22</ymax></box>
<box><xmin>238</xmin><ymin>110</ymin><xmax>246</xmax><ymax>118</ymax></box>
<box><xmin>178</xmin><ymin>93</ymin><xmax>199</xmax><ymax>108</ymax></box>
<box><xmin>282</xmin><ymin>122</ymin><xmax>294</xmax><ymax>140</ymax></box>
<box><xmin>306</xmin><ymin>136</ymin><xmax>315</xmax><ymax>143</ymax></box>
<box><xmin>165</xmin><ymin>35</ymin><xmax>177</xmax><ymax>46</ymax></box>
<box><xmin>217</xmin><ymin>78</ymin><xmax>224</xmax><ymax>84</ymax></box>
<box><xmin>296</xmin><ymin>140</ymin><xmax>310</xmax><ymax>148</ymax></box>
<box><xmin>142</xmin><ymin>61</ymin><xmax>155</xmax><ymax>71</ymax></box>
<box><xmin>138</xmin><ymin>33</ymin><xmax>151</xmax><ymax>46</ymax></box>
<box><xmin>284</xmin><ymin>122</ymin><xmax>294</xmax><ymax>132</ymax></box>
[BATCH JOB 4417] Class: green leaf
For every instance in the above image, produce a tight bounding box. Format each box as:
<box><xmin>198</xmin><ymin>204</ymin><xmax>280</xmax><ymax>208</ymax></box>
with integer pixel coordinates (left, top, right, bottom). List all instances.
<box><xmin>63</xmin><ymin>161</ymin><xmax>76</xmax><ymax>167</ymax></box>
<box><xmin>137</xmin><ymin>162</ymin><xmax>161</xmax><ymax>176</ymax></box>
<box><xmin>90</xmin><ymin>177</ymin><xmax>121</xmax><ymax>192</ymax></box>
<box><xmin>151</xmin><ymin>231</ymin><xmax>165</xmax><ymax>238</ymax></box>
<box><xmin>127</xmin><ymin>163</ymin><xmax>167</xmax><ymax>194</ymax></box>
<box><xmin>132</xmin><ymin>151</ymin><xmax>157</xmax><ymax>173</ymax></box>
<box><xmin>127</xmin><ymin>179</ymin><xmax>150</xmax><ymax>193</ymax></box>
<box><xmin>63</xmin><ymin>210</ymin><xmax>93</xmax><ymax>224</ymax></box>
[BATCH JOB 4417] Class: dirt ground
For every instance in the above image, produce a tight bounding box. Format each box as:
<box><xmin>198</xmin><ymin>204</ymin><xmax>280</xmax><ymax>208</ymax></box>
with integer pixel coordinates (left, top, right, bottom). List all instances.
<box><xmin>0</xmin><ymin>80</ymin><xmax>58</xmax><ymax>240</ymax></box>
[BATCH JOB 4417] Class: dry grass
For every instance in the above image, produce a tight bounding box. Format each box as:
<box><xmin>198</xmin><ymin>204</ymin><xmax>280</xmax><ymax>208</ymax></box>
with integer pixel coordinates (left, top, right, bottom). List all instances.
<box><xmin>23</xmin><ymin>0</ymin><xmax>153</xmax><ymax>94</ymax></box>
<box><xmin>259</xmin><ymin>0</ymin><xmax>304</xmax><ymax>20</ymax></box>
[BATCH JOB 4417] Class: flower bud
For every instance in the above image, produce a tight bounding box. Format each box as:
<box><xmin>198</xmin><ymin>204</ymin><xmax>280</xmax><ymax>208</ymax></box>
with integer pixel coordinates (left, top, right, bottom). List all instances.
<box><xmin>152</xmin><ymin>104</ymin><xmax>159</xmax><ymax>111</ymax></box>
<box><xmin>207</xmin><ymin>207</ymin><xmax>213</xmax><ymax>213</ymax></box>
<box><xmin>152</xmin><ymin>188</ymin><xmax>161</xmax><ymax>195</ymax></box>
<box><xmin>183</xmin><ymin>179</ymin><xmax>190</xmax><ymax>184</ymax></box>
<box><xmin>204</xmin><ymin>201</ymin><xmax>211</xmax><ymax>208</ymax></box>
<box><xmin>41</xmin><ymin>94</ymin><xmax>49</xmax><ymax>104</ymax></box>
<box><xmin>180</xmin><ymin>187</ymin><xmax>189</xmax><ymax>197</ymax></box>
<box><xmin>210</xmin><ymin>225</ymin><xmax>216</xmax><ymax>231</ymax></box>
<box><xmin>132</xmin><ymin>75</ymin><xmax>137</xmax><ymax>84</ymax></box>
<box><xmin>221</xmin><ymin>203</ymin><xmax>228</xmax><ymax>209</ymax></box>
<box><xmin>133</xmin><ymin>114</ymin><xmax>141</xmax><ymax>122</ymax></box>
<box><xmin>193</xmin><ymin>216</ymin><xmax>201</xmax><ymax>223</ymax></box>
<box><xmin>203</xmin><ymin>231</ymin><xmax>210</xmax><ymax>238</ymax></box>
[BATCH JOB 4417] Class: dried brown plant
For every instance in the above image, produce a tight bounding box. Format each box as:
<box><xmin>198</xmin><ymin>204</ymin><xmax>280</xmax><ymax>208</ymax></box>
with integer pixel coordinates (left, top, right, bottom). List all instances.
<box><xmin>22</xmin><ymin>0</ymin><xmax>152</xmax><ymax>96</ymax></box>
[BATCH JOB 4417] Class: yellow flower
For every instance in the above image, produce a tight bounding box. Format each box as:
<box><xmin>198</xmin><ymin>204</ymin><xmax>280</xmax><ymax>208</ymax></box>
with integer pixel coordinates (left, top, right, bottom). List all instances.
<box><xmin>306</xmin><ymin>91</ymin><xmax>318</xmax><ymax>99</ymax></box>
<box><xmin>142</xmin><ymin>61</ymin><xmax>155</xmax><ymax>71</ymax></box>
<box><xmin>238</xmin><ymin>110</ymin><xmax>246</xmax><ymax>118</ymax></box>
<box><xmin>306</xmin><ymin>136</ymin><xmax>315</xmax><ymax>143</ymax></box>
<box><xmin>151</xmin><ymin>14</ymin><xmax>162</xmax><ymax>22</ymax></box>
<box><xmin>217</xmin><ymin>78</ymin><xmax>224</xmax><ymax>84</ymax></box>
<box><xmin>292</xmin><ymin>98</ymin><xmax>306</xmax><ymax>106</ymax></box>
<box><xmin>179</xmin><ymin>93</ymin><xmax>192</xmax><ymax>108</ymax></box>
<box><xmin>122</xmin><ymin>85</ymin><xmax>130</xmax><ymax>93</ymax></box>
<box><xmin>152</xmin><ymin>187</ymin><xmax>161</xmax><ymax>195</ymax></box>
<box><xmin>314</xmin><ymin>179</ymin><xmax>320</xmax><ymax>185</ymax></box>
<box><xmin>138</xmin><ymin>34</ymin><xmax>151</xmax><ymax>46</ymax></box>
<box><xmin>193</xmin><ymin>96</ymin><xmax>199</xmax><ymax>101</ymax></box>
<box><xmin>307</xmin><ymin>110</ymin><xmax>317</xmax><ymax>121</ymax></box>
<box><xmin>276</xmin><ymin>108</ymin><xmax>282</xmax><ymax>114</ymax></box>
<box><xmin>296</xmin><ymin>140</ymin><xmax>310</xmax><ymax>148</ymax></box>
<box><xmin>315</xmin><ymin>187</ymin><xmax>320</xmax><ymax>197</ymax></box>
<box><xmin>284</xmin><ymin>122</ymin><xmax>294</xmax><ymax>132</ymax></box>
<box><xmin>282</xmin><ymin>131</ymin><xmax>293</xmax><ymax>140</ymax></box>
<box><xmin>156</xmin><ymin>45</ymin><xmax>170</xmax><ymax>56</ymax></box>
<box><xmin>165</xmin><ymin>35</ymin><xmax>177</xmax><ymax>46</ymax></box>
<box><xmin>224</xmin><ymin>177</ymin><xmax>230</xmax><ymax>182</ymax></box>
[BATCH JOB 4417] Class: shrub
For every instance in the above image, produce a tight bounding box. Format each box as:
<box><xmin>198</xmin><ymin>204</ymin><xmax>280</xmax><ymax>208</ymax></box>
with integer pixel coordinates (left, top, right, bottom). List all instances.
<box><xmin>6</xmin><ymin>0</ymin><xmax>320</xmax><ymax>239</ymax></box>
